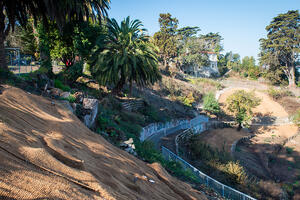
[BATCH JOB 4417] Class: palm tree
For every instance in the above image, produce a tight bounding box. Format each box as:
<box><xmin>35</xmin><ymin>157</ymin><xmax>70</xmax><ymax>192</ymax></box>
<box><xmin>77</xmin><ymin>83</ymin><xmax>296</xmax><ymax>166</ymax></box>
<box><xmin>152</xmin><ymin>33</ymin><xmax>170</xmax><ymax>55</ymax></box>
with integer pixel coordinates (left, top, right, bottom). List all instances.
<box><xmin>90</xmin><ymin>16</ymin><xmax>161</xmax><ymax>94</ymax></box>
<box><xmin>0</xmin><ymin>0</ymin><xmax>110</xmax><ymax>73</ymax></box>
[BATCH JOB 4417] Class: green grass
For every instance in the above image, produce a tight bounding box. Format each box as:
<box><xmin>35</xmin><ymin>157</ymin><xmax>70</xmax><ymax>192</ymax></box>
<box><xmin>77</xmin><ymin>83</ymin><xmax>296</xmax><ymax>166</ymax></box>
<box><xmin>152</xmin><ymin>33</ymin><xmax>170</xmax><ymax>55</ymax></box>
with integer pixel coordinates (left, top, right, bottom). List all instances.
<box><xmin>54</xmin><ymin>79</ymin><xmax>71</xmax><ymax>92</ymax></box>
<box><xmin>59</xmin><ymin>95</ymin><xmax>76</xmax><ymax>103</ymax></box>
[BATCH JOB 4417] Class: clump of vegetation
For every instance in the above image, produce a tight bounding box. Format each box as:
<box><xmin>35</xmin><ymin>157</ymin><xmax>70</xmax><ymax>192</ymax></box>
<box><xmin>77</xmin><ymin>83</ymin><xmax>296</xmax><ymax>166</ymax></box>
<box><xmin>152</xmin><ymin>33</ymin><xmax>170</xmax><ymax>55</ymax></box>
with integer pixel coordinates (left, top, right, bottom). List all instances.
<box><xmin>187</xmin><ymin>138</ymin><xmax>248</xmax><ymax>186</ymax></box>
<box><xmin>139</xmin><ymin>105</ymin><xmax>170</xmax><ymax>123</ymax></box>
<box><xmin>96</xmin><ymin>106</ymin><xmax>144</xmax><ymax>143</ymax></box>
<box><xmin>226</xmin><ymin>90</ymin><xmax>261</xmax><ymax>129</ymax></box>
<box><xmin>291</xmin><ymin>109</ymin><xmax>300</xmax><ymax>127</ymax></box>
<box><xmin>188</xmin><ymin>78</ymin><xmax>223</xmax><ymax>90</ymax></box>
<box><xmin>177</xmin><ymin>92</ymin><xmax>195</xmax><ymax>107</ymax></box>
<box><xmin>203</xmin><ymin>92</ymin><xmax>220</xmax><ymax>114</ymax></box>
<box><xmin>135</xmin><ymin>141</ymin><xmax>200</xmax><ymax>184</ymax></box>
<box><xmin>54</xmin><ymin>79</ymin><xmax>71</xmax><ymax>91</ymax></box>
<box><xmin>267</xmin><ymin>87</ymin><xmax>293</xmax><ymax>100</ymax></box>
<box><xmin>90</xmin><ymin>16</ymin><xmax>161</xmax><ymax>94</ymax></box>
<box><xmin>60</xmin><ymin>94</ymin><xmax>76</xmax><ymax>103</ymax></box>
<box><xmin>63</xmin><ymin>61</ymin><xmax>84</xmax><ymax>84</ymax></box>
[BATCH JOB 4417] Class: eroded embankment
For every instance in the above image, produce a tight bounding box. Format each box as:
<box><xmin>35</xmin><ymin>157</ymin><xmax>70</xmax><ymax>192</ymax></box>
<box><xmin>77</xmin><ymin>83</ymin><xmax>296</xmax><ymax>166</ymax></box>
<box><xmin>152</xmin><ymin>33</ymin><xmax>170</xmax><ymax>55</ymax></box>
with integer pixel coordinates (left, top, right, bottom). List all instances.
<box><xmin>0</xmin><ymin>85</ymin><xmax>206</xmax><ymax>200</ymax></box>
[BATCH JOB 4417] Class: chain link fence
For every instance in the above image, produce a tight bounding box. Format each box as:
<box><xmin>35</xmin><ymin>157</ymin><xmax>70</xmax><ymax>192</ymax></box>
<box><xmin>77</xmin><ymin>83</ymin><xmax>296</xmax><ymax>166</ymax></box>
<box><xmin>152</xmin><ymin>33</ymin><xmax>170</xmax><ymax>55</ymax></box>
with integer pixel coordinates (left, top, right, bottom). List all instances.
<box><xmin>162</xmin><ymin>146</ymin><xmax>256</xmax><ymax>200</ymax></box>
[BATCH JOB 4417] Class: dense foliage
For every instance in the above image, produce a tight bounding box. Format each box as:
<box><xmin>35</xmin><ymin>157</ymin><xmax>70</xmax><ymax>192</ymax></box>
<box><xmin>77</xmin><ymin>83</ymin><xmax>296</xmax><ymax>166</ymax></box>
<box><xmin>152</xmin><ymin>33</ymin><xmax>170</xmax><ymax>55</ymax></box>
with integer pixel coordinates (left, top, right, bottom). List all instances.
<box><xmin>152</xmin><ymin>13</ymin><xmax>179</xmax><ymax>67</ymax></box>
<box><xmin>259</xmin><ymin>10</ymin><xmax>300</xmax><ymax>87</ymax></box>
<box><xmin>0</xmin><ymin>0</ymin><xmax>110</xmax><ymax>73</ymax></box>
<box><xmin>226</xmin><ymin>90</ymin><xmax>261</xmax><ymax>129</ymax></box>
<box><xmin>203</xmin><ymin>92</ymin><xmax>220</xmax><ymax>114</ymax></box>
<box><xmin>90</xmin><ymin>16</ymin><xmax>161</xmax><ymax>94</ymax></box>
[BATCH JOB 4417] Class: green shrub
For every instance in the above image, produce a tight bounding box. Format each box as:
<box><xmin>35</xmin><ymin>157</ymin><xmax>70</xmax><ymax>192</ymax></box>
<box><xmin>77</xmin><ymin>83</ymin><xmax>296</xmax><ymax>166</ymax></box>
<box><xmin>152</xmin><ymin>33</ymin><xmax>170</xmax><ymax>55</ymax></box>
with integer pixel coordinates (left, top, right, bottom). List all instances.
<box><xmin>243</xmin><ymin>72</ymin><xmax>248</xmax><ymax>78</ymax></box>
<box><xmin>139</xmin><ymin>105</ymin><xmax>169</xmax><ymax>123</ymax></box>
<box><xmin>267</xmin><ymin>87</ymin><xmax>293</xmax><ymax>100</ymax></box>
<box><xmin>54</xmin><ymin>79</ymin><xmax>71</xmax><ymax>91</ymax></box>
<box><xmin>63</xmin><ymin>61</ymin><xmax>83</xmax><ymax>83</ymax></box>
<box><xmin>203</xmin><ymin>92</ymin><xmax>220</xmax><ymax>114</ymax></box>
<box><xmin>177</xmin><ymin>92</ymin><xmax>195</xmax><ymax>107</ymax></box>
<box><xmin>135</xmin><ymin>141</ymin><xmax>200</xmax><ymax>183</ymax></box>
<box><xmin>118</xmin><ymin>120</ymin><xmax>142</xmax><ymax>138</ymax></box>
<box><xmin>136</xmin><ymin>141</ymin><xmax>164</xmax><ymax>163</ymax></box>
<box><xmin>120</xmin><ymin>111</ymin><xmax>145</xmax><ymax>126</ymax></box>
<box><xmin>60</xmin><ymin>94</ymin><xmax>76</xmax><ymax>103</ymax></box>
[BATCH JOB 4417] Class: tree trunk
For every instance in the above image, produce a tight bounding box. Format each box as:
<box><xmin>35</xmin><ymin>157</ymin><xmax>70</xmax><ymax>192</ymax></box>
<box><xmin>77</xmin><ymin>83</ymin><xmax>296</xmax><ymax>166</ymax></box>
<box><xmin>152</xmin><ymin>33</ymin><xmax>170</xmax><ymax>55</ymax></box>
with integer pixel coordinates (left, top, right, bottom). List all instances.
<box><xmin>0</xmin><ymin>32</ymin><xmax>8</xmax><ymax>72</ymax></box>
<box><xmin>288</xmin><ymin>64</ymin><xmax>296</xmax><ymax>87</ymax></box>
<box><xmin>0</xmin><ymin>2</ymin><xmax>8</xmax><ymax>73</ymax></box>
<box><xmin>237</xmin><ymin>123</ymin><xmax>242</xmax><ymax>131</ymax></box>
<box><xmin>38</xmin><ymin>23</ymin><xmax>54</xmax><ymax>78</ymax></box>
<box><xmin>112</xmin><ymin>77</ymin><xmax>126</xmax><ymax>95</ymax></box>
<box><xmin>129</xmin><ymin>80</ymin><xmax>133</xmax><ymax>96</ymax></box>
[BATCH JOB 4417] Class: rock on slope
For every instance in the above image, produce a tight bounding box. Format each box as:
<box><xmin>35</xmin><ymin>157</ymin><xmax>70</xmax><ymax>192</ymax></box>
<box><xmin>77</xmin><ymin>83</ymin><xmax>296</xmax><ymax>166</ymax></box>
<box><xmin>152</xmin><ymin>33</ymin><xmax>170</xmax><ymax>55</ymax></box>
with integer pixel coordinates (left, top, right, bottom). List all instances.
<box><xmin>0</xmin><ymin>85</ymin><xmax>206</xmax><ymax>200</ymax></box>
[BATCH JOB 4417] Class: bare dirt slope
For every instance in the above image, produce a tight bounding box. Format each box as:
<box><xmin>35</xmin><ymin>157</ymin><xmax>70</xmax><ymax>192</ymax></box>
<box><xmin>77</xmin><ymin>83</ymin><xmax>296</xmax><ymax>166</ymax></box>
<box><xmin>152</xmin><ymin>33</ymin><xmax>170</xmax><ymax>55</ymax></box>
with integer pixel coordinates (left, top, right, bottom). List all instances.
<box><xmin>218</xmin><ymin>87</ymin><xmax>299</xmax><ymax>182</ymax></box>
<box><xmin>0</xmin><ymin>85</ymin><xmax>207</xmax><ymax>200</ymax></box>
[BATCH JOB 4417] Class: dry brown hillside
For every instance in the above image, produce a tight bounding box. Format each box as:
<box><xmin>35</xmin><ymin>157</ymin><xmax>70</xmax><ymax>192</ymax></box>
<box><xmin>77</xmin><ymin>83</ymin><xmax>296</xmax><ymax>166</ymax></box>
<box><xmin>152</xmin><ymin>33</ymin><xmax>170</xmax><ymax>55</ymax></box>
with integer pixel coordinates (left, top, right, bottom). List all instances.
<box><xmin>0</xmin><ymin>85</ymin><xmax>206</xmax><ymax>200</ymax></box>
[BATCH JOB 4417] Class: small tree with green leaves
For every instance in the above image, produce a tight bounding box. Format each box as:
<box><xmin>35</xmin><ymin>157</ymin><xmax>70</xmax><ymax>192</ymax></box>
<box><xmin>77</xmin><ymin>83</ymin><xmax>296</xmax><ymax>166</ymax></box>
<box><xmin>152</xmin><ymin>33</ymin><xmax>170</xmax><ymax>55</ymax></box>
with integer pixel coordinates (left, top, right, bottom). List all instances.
<box><xmin>203</xmin><ymin>92</ymin><xmax>220</xmax><ymax>115</ymax></box>
<box><xmin>226</xmin><ymin>90</ymin><xmax>261</xmax><ymax>130</ymax></box>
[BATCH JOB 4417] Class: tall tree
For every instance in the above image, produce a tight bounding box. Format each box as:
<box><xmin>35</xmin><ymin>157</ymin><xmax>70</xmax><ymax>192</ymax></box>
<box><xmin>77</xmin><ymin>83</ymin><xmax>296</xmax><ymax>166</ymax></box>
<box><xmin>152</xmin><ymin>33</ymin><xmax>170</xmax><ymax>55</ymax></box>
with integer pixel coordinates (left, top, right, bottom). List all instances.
<box><xmin>177</xmin><ymin>26</ymin><xmax>200</xmax><ymax>41</ymax></box>
<box><xmin>199</xmin><ymin>32</ymin><xmax>223</xmax><ymax>53</ymax></box>
<box><xmin>0</xmin><ymin>0</ymin><xmax>110</xmax><ymax>74</ymax></box>
<box><xmin>259</xmin><ymin>10</ymin><xmax>300</xmax><ymax>87</ymax></box>
<box><xmin>90</xmin><ymin>17</ymin><xmax>161</xmax><ymax>94</ymax></box>
<box><xmin>153</xmin><ymin>13</ymin><xmax>179</xmax><ymax>67</ymax></box>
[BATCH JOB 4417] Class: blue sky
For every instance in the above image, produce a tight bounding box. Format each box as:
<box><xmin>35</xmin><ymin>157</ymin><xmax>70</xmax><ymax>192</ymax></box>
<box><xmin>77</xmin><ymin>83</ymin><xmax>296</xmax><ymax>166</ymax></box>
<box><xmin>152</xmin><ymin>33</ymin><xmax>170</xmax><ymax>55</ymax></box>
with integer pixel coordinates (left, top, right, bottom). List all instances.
<box><xmin>108</xmin><ymin>0</ymin><xmax>299</xmax><ymax>61</ymax></box>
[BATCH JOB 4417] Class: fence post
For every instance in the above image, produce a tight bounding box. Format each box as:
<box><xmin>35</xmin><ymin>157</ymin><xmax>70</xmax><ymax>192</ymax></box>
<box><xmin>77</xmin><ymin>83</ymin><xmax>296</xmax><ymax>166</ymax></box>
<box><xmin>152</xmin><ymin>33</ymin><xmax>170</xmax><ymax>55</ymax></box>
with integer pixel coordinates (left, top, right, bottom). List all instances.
<box><xmin>206</xmin><ymin>176</ymin><xmax>208</xmax><ymax>186</ymax></box>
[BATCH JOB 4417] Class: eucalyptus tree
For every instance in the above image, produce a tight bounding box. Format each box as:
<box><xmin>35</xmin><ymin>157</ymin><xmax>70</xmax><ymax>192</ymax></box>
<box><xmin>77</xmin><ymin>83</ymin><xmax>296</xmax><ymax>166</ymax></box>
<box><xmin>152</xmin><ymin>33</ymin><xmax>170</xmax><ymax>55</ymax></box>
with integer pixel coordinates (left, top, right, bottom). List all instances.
<box><xmin>90</xmin><ymin>17</ymin><xmax>161</xmax><ymax>94</ymax></box>
<box><xmin>0</xmin><ymin>0</ymin><xmax>110</xmax><ymax>75</ymax></box>
<box><xmin>259</xmin><ymin>10</ymin><xmax>300</xmax><ymax>87</ymax></box>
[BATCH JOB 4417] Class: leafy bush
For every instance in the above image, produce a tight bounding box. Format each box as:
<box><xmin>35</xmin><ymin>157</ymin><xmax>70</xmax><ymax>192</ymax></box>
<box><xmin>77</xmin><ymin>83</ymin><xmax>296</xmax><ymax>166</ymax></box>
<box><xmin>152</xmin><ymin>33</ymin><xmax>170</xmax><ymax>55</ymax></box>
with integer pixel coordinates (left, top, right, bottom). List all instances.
<box><xmin>63</xmin><ymin>61</ymin><xmax>83</xmax><ymax>83</ymax></box>
<box><xmin>226</xmin><ymin>90</ymin><xmax>261</xmax><ymax>128</ymax></box>
<box><xmin>223</xmin><ymin>161</ymin><xmax>248</xmax><ymax>185</ymax></box>
<box><xmin>54</xmin><ymin>79</ymin><xmax>71</xmax><ymax>91</ymax></box>
<box><xmin>177</xmin><ymin>92</ymin><xmax>195</xmax><ymax>107</ymax></box>
<box><xmin>118</xmin><ymin>120</ymin><xmax>142</xmax><ymax>138</ymax></box>
<box><xmin>139</xmin><ymin>105</ymin><xmax>169</xmax><ymax>123</ymax></box>
<box><xmin>135</xmin><ymin>141</ymin><xmax>200</xmax><ymax>183</ymax></box>
<box><xmin>188</xmin><ymin>138</ymin><xmax>248</xmax><ymax>186</ymax></box>
<box><xmin>136</xmin><ymin>141</ymin><xmax>164</xmax><ymax>163</ymax></box>
<box><xmin>267</xmin><ymin>87</ymin><xmax>293</xmax><ymax>100</ymax></box>
<box><xmin>203</xmin><ymin>92</ymin><xmax>220</xmax><ymax>114</ymax></box>
<box><xmin>262</xmin><ymin>68</ymin><xmax>288</xmax><ymax>85</ymax></box>
<box><xmin>119</xmin><ymin>111</ymin><xmax>145</xmax><ymax>126</ymax></box>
